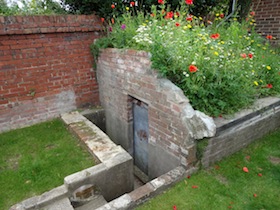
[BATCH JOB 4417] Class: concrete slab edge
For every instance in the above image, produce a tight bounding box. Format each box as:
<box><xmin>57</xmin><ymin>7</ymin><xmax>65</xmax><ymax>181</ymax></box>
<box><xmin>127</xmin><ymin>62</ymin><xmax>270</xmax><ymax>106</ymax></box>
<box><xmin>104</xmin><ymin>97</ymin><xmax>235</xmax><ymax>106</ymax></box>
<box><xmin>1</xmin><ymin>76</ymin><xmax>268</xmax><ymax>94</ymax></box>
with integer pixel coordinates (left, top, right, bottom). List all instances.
<box><xmin>9</xmin><ymin>185</ymin><xmax>68</xmax><ymax>210</ymax></box>
<box><xmin>95</xmin><ymin>166</ymin><xmax>198</xmax><ymax>210</ymax></box>
<box><xmin>215</xmin><ymin>97</ymin><xmax>280</xmax><ymax>134</ymax></box>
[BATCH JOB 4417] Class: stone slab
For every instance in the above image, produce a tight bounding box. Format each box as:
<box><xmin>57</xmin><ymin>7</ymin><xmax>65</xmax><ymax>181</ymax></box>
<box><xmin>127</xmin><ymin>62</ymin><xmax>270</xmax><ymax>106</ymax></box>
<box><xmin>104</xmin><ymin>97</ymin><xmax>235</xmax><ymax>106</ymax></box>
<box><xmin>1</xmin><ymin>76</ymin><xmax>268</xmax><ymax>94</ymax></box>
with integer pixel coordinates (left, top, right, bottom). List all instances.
<box><xmin>41</xmin><ymin>197</ymin><xmax>74</xmax><ymax>210</ymax></box>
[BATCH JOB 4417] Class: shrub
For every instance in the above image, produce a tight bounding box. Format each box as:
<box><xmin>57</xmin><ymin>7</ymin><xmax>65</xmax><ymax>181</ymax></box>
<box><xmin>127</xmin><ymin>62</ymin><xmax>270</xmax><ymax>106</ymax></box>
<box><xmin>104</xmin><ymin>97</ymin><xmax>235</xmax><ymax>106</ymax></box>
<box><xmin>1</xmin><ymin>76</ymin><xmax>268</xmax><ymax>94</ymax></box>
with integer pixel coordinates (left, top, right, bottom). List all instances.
<box><xmin>92</xmin><ymin>0</ymin><xmax>280</xmax><ymax>117</ymax></box>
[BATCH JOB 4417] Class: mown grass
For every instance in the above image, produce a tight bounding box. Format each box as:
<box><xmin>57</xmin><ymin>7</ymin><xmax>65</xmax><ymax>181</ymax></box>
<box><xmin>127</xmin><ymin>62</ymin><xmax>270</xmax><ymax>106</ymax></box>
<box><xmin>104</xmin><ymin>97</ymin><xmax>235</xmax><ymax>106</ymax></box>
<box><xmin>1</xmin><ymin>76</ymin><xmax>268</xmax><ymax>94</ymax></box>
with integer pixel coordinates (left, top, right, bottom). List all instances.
<box><xmin>137</xmin><ymin>129</ymin><xmax>280</xmax><ymax>210</ymax></box>
<box><xmin>0</xmin><ymin>119</ymin><xmax>94</xmax><ymax>210</ymax></box>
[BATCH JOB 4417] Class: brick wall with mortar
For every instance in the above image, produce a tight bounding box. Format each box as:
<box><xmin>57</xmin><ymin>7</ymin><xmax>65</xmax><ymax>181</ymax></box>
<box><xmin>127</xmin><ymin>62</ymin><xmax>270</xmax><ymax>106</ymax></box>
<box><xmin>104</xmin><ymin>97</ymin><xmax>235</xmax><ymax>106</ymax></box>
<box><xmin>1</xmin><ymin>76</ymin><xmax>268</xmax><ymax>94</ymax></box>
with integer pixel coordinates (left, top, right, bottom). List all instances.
<box><xmin>97</xmin><ymin>48</ymin><xmax>215</xmax><ymax>180</ymax></box>
<box><xmin>0</xmin><ymin>15</ymin><xmax>103</xmax><ymax>133</ymax></box>
<box><xmin>251</xmin><ymin>0</ymin><xmax>280</xmax><ymax>45</ymax></box>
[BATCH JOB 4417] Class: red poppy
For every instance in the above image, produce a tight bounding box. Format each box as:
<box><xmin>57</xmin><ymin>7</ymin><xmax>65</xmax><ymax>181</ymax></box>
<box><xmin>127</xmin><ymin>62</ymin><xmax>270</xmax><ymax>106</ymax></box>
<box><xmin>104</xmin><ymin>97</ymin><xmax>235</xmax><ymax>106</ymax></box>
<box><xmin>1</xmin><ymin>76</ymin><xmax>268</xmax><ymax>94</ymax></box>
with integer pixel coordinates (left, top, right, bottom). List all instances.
<box><xmin>173</xmin><ymin>205</ymin><xmax>177</xmax><ymax>210</ymax></box>
<box><xmin>111</xmin><ymin>4</ymin><xmax>115</xmax><ymax>9</ymax></box>
<box><xmin>220</xmin><ymin>13</ymin><xmax>225</xmax><ymax>18</ymax></box>
<box><xmin>158</xmin><ymin>0</ymin><xmax>164</xmax><ymax>4</ymax></box>
<box><xmin>130</xmin><ymin>1</ymin><xmax>135</xmax><ymax>6</ymax></box>
<box><xmin>192</xmin><ymin>185</ymin><xmax>198</xmax><ymax>188</ymax></box>
<box><xmin>175</xmin><ymin>22</ymin><xmax>180</xmax><ymax>27</ymax></box>
<box><xmin>189</xmin><ymin>65</ymin><xmax>198</xmax><ymax>73</ymax></box>
<box><xmin>165</xmin><ymin>11</ymin><xmax>174</xmax><ymax>19</ymax></box>
<box><xmin>210</xmin><ymin>33</ymin><xmax>220</xmax><ymax>39</ymax></box>
<box><xmin>150</xmin><ymin>13</ymin><xmax>155</xmax><ymax>17</ymax></box>
<box><xmin>186</xmin><ymin>15</ymin><xmax>193</xmax><ymax>21</ymax></box>
<box><xmin>253</xmin><ymin>194</ymin><xmax>257</xmax><ymax>197</ymax></box>
<box><xmin>250</xmin><ymin>11</ymin><xmax>255</xmax><ymax>16</ymax></box>
<box><xmin>248</xmin><ymin>53</ymin><xmax>253</xmax><ymax>58</ymax></box>
<box><xmin>176</xmin><ymin>12</ymin><xmax>180</xmax><ymax>17</ymax></box>
<box><xmin>101</xmin><ymin>17</ymin><xmax>105</xmax><ymax>23</ymax></box>
<box><xmin>243</xmin><ymin>167</ymin><xmax>249</xmax><ymax>173</ymax></box>
<box><xmin>187</xmin><ymin>175</ymin><xmax>191</xmax><ymax>179</ymax></box>
<box><xmin>266</xmin><ymin>84</ymin><xmax>273</xmax><ymax>88</ymax></box>
<box><xmin>266</xmin><ymin>35</ymin><xmax>273</xmax><ymax>40</ymax></box>
<box><xmin>185</xmin><ymin>0</ymin><xmax>193</xmax><ymax>5</ymax></box>
<box><xmin>240</xmin><ymin>53</ymin><xmax>247</xmax><ymax>58</ymax></box>
<box><xmin>258</xmin><ymin>173</ymin><xmax>263</xmax><ymax>177</ymax></box>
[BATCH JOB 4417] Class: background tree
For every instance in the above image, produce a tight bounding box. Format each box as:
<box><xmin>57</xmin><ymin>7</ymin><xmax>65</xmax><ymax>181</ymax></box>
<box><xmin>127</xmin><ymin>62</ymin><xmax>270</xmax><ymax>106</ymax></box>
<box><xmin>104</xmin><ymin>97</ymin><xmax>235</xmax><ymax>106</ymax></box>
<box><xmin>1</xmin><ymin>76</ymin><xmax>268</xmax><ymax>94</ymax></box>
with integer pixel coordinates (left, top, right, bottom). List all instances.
<box><xmin>62</xmin><ymin>0</ymin><xmax>230</xmax><ymax>18</ymax></box>
<box><xmin>0</xmin><ymin>0</ymin><xmax>11</xmax><ymax>15</ymax></box>
<box><xmin>228</xmin><ymin>0</ymin><xmax>252</xmax><ymax>21</ymax></box>
<box><xmin>0</xmin><ymin>0</ymin><xmax>67</xmax><ymax>15</ymax></box>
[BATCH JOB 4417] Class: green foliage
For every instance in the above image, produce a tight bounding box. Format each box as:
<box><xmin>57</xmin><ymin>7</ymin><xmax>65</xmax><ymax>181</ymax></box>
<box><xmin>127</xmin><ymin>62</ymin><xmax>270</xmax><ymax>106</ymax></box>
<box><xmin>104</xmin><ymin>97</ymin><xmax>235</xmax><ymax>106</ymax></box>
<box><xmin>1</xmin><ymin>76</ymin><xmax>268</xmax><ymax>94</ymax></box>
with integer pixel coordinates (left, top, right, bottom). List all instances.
<box><xmin>229</xmin><ymin>0</ymin><xmax>252</xmax><ymax>21</ymax></box>
<box><xmin>196</xmin><ymin>138</ymin><xmax>209</xmax><ymax>160</ymax></box>
<box><xmin>0</xmin><ymin>0</ymin><xmax>67</xmax><ymax>16</ymax></box>
<box><xmin>62</xmin><ymin>0</ymin><xmax>230</xmax><ymax>18</ymax></box>
<box><xmin>92</xmin><ymin>0</ymin><xmax>280</xmax><ymax>117</ymax></box>
<box><xmin>0</xmin><ymin>119</ymin><xmax>94</xmax><ymax>210</ymax></box>
<box><xmin>63</xmin><ymin>0</ymin><xmax>122</xmax><ymax>16</ymax></box>
<box><xmin>137</xmin><ymin>129</ymin><xmax>280</xmax><ymax>210</ymax></box>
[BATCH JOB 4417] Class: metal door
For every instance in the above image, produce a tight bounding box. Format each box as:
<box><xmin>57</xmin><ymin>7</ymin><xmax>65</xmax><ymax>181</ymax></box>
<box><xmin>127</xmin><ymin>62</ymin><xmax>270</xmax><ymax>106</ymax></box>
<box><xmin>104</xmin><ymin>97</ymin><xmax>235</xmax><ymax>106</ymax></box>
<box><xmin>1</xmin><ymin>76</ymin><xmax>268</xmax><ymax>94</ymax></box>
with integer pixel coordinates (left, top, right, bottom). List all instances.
<box><xmin>133</xmin><ymin>100</ymin><xmax>149</xmax><ymax>175</ymax></box>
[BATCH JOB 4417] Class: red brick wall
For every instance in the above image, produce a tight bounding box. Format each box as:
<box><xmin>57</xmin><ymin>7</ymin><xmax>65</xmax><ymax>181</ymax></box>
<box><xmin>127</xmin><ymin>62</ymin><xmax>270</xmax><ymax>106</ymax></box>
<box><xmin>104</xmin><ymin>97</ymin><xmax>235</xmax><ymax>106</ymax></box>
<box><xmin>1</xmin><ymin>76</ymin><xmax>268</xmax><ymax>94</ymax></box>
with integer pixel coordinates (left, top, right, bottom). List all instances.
<box><xmin>251</xmin><ymin>0</ymin><xmax>280</xmax><ymax>45</ymax></box>
<box><xmin>0</xmin><ymin>15</ymin><xmax>103</xmax><ymax>133</ymax></box>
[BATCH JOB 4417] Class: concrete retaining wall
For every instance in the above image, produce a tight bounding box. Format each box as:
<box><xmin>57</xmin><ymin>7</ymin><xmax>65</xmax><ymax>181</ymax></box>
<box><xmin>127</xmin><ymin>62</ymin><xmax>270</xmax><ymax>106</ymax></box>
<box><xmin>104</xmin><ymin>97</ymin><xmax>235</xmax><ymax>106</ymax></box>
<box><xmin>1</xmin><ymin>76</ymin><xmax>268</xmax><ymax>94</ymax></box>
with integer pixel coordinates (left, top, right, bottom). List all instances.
<box><xmin>202</xmin><ymin>97</ymin><xmax>280</xmax><ymax>167</ymax></box>
<box><xmin>62</xmin><ymin>112</ymin><xmax>134</xmax><ymax>201</ymax></box>
<box><xmin>10</xmin><ymin>111</ymin><xmax>134</xmax><ymax>210</ymax></box>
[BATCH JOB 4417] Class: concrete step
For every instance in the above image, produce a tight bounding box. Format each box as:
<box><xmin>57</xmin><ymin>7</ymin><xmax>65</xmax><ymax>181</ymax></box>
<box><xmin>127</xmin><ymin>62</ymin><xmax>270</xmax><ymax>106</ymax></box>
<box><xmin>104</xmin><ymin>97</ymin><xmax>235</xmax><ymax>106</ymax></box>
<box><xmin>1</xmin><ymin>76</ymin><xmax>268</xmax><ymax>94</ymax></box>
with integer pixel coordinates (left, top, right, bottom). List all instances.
<box><xmin>74</xmin><ymin>195</ymin><xmax>107</xmax><ymax>210</ymax></box>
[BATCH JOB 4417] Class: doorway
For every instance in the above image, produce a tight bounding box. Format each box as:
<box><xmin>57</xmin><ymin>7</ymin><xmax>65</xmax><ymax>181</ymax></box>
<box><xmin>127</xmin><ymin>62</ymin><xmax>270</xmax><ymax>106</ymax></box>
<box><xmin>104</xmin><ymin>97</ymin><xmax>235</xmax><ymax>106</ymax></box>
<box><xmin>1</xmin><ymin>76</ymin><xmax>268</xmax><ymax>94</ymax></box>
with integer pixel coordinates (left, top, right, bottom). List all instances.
<box><xmin>132</xmin><ymin>99</ymin><xmax>149</xmax><ymax>178</ymax></box>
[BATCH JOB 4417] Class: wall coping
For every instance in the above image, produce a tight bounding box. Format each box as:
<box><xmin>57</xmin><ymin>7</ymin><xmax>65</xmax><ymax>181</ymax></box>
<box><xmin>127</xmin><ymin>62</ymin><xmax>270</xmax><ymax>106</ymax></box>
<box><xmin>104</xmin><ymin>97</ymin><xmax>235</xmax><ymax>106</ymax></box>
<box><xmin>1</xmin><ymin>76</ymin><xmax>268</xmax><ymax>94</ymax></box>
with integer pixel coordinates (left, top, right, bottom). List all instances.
<box><xmin>0</xmin><ymin>15</ymin><xmax>103</xmax><ymax>35</ymax></box>
<box><xmin>214</xmin><ymin>96</ymin><xmax>280</xmax><ymax>134</ymax></box>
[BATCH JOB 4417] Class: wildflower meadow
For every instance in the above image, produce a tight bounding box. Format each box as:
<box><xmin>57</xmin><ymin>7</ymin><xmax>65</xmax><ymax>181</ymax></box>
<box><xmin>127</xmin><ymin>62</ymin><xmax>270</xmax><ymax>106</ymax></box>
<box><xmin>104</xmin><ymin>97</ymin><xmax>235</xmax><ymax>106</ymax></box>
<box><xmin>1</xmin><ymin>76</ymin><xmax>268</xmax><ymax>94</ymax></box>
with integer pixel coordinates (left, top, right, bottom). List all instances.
<box><xmin>92</xmin><ymin>0</ymin><xmax>280</xmax><ymax>117</ymax></box>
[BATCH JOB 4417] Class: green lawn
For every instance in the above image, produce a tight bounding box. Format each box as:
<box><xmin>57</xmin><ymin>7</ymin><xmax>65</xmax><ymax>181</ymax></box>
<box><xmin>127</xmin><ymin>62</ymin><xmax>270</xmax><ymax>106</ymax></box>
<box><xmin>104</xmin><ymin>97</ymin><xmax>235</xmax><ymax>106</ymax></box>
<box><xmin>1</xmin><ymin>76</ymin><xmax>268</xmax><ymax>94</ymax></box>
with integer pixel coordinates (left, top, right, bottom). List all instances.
<box><xmin>0</xmin><ymin>119</ymin><xmax>94</xmax><ymax>210</ymax></box>
<box><xmin>137</xmin><ymin>129</ymin><xmax>280</xmax><ymax>210</ymax></box>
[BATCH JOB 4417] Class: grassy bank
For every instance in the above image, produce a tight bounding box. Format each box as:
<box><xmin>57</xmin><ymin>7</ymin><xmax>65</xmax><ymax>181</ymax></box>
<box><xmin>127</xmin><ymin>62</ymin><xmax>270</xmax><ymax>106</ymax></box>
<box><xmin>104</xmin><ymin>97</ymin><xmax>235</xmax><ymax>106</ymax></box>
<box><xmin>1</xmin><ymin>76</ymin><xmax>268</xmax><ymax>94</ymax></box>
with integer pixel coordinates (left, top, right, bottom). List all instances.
<box><xmin>0</xmin><ymin>119</ymin><xmax>94</xmax><ymax>210</ymax></box>
<box><xmin>137</xmin><ymin>129</ymin><xmax>280</xmax><ymax>210</ymax></box>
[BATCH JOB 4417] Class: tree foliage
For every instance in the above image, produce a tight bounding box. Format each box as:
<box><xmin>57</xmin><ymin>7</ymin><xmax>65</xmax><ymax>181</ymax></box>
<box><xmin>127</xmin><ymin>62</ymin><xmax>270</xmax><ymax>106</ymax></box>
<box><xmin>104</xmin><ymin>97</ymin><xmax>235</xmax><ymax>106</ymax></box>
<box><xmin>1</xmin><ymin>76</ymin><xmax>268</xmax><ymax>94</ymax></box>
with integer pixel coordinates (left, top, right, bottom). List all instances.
<box><xmin>0</xmin><ymin>0</ymin><xmax>67</xmax><ymax>15</ymax></box>
<box><xmin>0</xmin><ymin>0</ymin><xmax>10</xmax><ymax>15</ymax></box>
<box><xmin>62</xmin><ymin>0</ymin><xmax>230</xmax><ymax>18</ymax></box>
